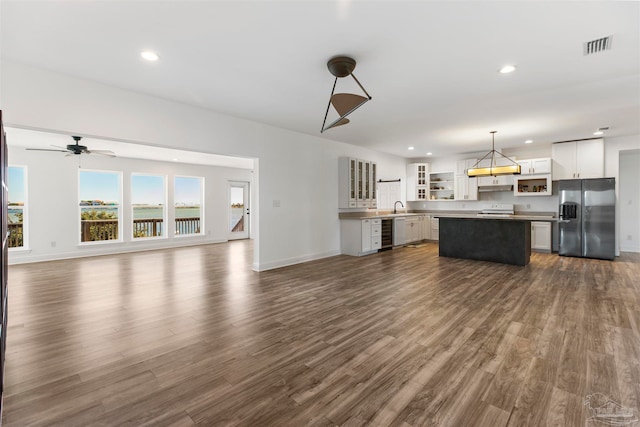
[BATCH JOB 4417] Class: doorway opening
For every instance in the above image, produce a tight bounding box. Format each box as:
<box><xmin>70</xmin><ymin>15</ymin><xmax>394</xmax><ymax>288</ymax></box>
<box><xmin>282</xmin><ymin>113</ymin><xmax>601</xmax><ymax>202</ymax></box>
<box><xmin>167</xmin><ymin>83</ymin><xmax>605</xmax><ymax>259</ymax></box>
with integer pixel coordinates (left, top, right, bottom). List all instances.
<box><xmin>229</xmin><ymin>181</ymin><xmax>250</xmax><ymax>240</ymax></box>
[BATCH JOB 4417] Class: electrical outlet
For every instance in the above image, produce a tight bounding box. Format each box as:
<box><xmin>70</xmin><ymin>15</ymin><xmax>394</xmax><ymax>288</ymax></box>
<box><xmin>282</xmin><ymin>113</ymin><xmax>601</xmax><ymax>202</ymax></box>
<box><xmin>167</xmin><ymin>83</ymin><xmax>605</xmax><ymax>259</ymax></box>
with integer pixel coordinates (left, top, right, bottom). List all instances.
<box><xmin>628</xmin><ymin>235</ymin><xmax>633</xmax><ymax>241</ymax></box>
<box><xmin>461</xmin><ymin>203</ymin><xmax>465</xmax><ymax>208</ymax></box>
<box><xmin>51</xmin><ymin>241</ymin><xmax>56</xmax><ymax>247</ymax></box>
<box><xmin>526</xmin><ymin>204</ymin><xmax>531</xmax><ymax>209</ymax></box>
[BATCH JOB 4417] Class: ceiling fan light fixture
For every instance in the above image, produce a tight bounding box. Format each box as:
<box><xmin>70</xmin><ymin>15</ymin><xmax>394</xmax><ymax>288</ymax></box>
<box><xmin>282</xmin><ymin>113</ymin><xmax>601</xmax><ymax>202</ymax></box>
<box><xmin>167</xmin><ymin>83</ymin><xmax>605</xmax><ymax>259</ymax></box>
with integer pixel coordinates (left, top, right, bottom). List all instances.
<box><xmin>467</xmin><ymin>131</ymin><xmax>521</xmax><ymax>177</ymax></box>
<box><xmin>320</xmin><ymin>56</ymin><xmax>372</xmax><ymax>133</ymax></box>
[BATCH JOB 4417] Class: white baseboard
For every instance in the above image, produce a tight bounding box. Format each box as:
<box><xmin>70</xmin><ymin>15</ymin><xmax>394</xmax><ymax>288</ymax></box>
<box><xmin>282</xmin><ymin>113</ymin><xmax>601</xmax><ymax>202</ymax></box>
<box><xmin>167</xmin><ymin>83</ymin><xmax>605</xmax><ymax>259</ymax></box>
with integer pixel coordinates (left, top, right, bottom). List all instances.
<box><xmin>620</xmin><ymin>243</ymin><xmax>640</xmax><ymax>253</ymax></box>
<box><xmin>9</xmin><ymin>237</ymin><xmax>228</xmax><ymax>265</ymax></box>
<box><xmin>252</xmin><ymin>249</ymin><xmax>341</xmax><ymax>272</ymax></box>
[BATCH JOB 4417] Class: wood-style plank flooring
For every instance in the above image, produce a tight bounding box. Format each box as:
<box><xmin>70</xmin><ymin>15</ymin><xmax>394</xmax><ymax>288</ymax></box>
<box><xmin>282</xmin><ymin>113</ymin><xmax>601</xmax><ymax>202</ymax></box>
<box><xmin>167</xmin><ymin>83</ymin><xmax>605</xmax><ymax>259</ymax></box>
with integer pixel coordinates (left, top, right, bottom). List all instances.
<box><xmin>3</xmin><ymin>241</ymin><xmax>640</xmax><ymax>426</ymax></box>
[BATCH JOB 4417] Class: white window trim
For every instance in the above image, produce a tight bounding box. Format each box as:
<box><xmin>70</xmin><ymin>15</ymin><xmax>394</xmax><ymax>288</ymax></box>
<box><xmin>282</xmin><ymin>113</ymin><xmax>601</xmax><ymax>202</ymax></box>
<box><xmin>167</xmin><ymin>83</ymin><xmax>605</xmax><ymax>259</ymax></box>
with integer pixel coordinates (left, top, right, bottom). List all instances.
<box><xmin>7</xmin><ymin>165</ymin><xmax>28</xmax><ymax>251</ymax></box>
<box><xmin>78</xmin><ymin>168</ymin><xmax>123</xmax><ymax>245</ymax></box>
<box><xmin>131</xmin><ymin>172</ymin><xmax>168</xmax><ymax>241</ymax></box>
<box><xmin>174</xmin><ymin>175</ymin><xmax>204</xmax><ymax>237</ymax></box>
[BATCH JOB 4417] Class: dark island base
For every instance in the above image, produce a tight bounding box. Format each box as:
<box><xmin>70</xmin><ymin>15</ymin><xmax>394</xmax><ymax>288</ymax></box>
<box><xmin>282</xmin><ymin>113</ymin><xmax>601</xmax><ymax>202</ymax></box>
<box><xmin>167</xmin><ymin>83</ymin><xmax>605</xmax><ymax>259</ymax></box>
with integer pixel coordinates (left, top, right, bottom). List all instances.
<box><xmin>439</xmin><ymin>217</ymin><xmax>532</xmax><ymax>266</ymax></box>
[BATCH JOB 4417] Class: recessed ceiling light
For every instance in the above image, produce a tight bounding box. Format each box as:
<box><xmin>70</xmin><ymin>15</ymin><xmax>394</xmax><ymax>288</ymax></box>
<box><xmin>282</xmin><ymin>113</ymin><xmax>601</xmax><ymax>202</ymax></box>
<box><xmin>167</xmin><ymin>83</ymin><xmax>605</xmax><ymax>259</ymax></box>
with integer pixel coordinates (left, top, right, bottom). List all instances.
<box><xmin>426</xmin><ymin>152</ymin><xmax>432</xmax><ymax>156</ymax></box>
<box><xmin>593</xmin><ymin>131</ymin><xmax>604</xmax><ymax>136</ymax></box>
<box><xmin>141</xmin><ymin>51</ymin><xmax>159</xmax><ymax>61</ymax></box>
<box><xmin>172</xmin><ymin>158</ymin><xmax>179</xmax><ymax>161</ymax></box>
<box><xmin>408</xmin><ymin>146</ymin><xmax>415</xmax><ymax>150</ymax></box>
<box><xmin>499</xmin><ymin>65</ymin><xmax>516</xmax><ymax>74</ymax></box>
<box><xmin>525</xmin><ymin>140</ymin><xmax>533</xmax><ymax>144</ymax></box>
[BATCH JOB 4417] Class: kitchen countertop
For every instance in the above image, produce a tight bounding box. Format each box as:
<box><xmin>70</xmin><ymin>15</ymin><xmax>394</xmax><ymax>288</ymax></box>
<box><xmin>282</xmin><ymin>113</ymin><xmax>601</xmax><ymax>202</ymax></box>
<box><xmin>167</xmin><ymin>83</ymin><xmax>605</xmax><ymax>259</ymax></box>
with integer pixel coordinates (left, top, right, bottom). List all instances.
<box><xmin>431</xmin><ymin>213</ymin><xmax>556</xmax><ymax>222</ymax></box>
<box><xmin>338</xmin><ymin>211</ymin><xmax>556</xmax><ymax>221</ymax></box>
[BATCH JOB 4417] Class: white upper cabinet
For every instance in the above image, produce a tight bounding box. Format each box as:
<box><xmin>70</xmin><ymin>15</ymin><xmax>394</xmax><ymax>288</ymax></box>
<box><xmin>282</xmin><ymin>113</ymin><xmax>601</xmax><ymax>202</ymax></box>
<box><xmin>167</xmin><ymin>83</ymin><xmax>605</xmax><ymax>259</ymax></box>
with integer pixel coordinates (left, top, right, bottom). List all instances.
<box><xmin>477</xmin><ymin>174</ymin><xmax>513</xmax><ymax>186</ymax></box>
<box><xmin>456</xmin><ymin>158</ymin><xmax>477</xmax><ymax>175</ymax></box>
<box><xmin>339</xmin><ymin>157</ymin><xmax>377</xmax><ymax>208</ymax></box>
<box><xmin>406</xmin><ymin>163</ymin><xmax>429</xmax><ymax>201</ymax></box>
<box><xmin>517</xmin><ymin>158</ymin><xmax>551</xmax><ymax>175</ymax></box>
<box><xmin>454</xmin><ymin>174</ymin><xmax>478</xmax><ymax>200</ymax></box>
<box><xmin>551</xmin><ymin>139</ymin><xmax>604</xmax><ymax>180</ymax></box>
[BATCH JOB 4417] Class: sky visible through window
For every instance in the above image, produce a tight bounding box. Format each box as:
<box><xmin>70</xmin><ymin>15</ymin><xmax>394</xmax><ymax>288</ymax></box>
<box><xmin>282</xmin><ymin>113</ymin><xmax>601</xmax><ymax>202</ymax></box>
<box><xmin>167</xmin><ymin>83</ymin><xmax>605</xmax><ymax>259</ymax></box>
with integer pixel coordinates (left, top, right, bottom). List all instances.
<box><xmin>79</xmin><ymin>170</ymin><xmax>120</xmax><ymax>203</ymax></box>
<box><xmin>132</xmin><ymin>175</ymin><xmax>165</xmax><ymax>205</ymax></box>
<box><xmin>174</xmin><ymin>177</ymin><xmax>202</xmax><ymax>206</ymax></box>
<box><xmin>8</xmin><ymin>166</ymin><xmax>25</xmax><ymax>203</ymax></box>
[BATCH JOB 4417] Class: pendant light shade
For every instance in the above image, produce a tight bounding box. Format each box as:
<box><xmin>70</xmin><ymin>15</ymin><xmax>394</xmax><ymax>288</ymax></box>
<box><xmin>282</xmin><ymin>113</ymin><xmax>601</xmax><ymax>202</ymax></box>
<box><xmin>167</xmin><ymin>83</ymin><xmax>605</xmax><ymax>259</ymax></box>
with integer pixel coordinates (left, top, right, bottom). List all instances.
<box><xmin>321</xmin><ymin>56</ymin><xmax>372</xmax><ymax>133</ymax></box>
<box><xmin>467</xmin><ymin>131</ymin><xmax>521</xmax><ymax>177</ymax></box>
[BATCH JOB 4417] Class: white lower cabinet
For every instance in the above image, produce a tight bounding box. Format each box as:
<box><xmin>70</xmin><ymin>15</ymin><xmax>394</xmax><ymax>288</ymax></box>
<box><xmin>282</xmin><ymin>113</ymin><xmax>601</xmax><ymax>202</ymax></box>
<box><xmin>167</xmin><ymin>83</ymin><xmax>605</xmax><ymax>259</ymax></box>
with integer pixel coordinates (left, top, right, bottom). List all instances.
<box><xmin>430</xmin><ymin>217</ymin><xmax>439</xmax><ymax>241</ymax></box>
<box><xmin>531</xmin><ymin>221</ymin><xmax>551</xmax><ymax>252</ymax></box>
<box><xmin>404</xmin><ymin>216</ymin><xmax>422</xmax><ymax>244</ymax></box>
<box><xmin>421</xmin><ymin>215</ymin><xmax>431</xmax><ymax>240</ymax></box>
<box><xmin>341</xmin><ymin>218</ymin><xmax>382</xmax><ymax>256</ymax></box>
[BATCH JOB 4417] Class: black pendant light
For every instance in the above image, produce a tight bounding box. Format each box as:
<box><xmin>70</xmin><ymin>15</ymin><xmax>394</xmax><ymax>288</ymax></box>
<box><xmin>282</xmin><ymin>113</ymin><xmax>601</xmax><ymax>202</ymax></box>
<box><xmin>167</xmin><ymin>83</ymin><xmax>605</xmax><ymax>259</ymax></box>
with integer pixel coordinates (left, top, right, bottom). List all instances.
<box><xmin>467</xmin><ymin>131</ymin><xmax>521</xmax><ymax>177</ymax></box>
<box><xmin>320</xmin><ymin>56</ymin><xmax>372</xmax><ymax>133</ymax></box>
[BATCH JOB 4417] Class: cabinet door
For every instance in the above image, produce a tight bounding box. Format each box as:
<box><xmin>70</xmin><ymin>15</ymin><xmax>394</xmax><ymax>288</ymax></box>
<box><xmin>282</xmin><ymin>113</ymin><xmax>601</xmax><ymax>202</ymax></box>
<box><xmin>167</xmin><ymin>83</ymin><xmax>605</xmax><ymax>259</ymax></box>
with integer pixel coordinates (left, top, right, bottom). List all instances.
<box><xmin>531</xmin><ymin>222</ymin><xmax>552</xmax><ymax>251</ymax></box>
<box><xmin>431</xmin><ymin>218</ymin><xmax>439</xmax><ymax>241</ymax></box>
<box><xmin>517</xmin><ymin>160</ymin><xmax>532</xmax><ymax>175</ymax></box>
<box><xmin>531</xmin><ymin>158</ymin><xmax>551</xmax><ymax>174</ymax></box>
<box><xmin>477</xmin><ymin>176</ymin><xmax>494</xmax><ymax>186</ymax></box>
<box><xmin>361</xmin><ymin>220</ymin><xmax>372</xmax><ymax>252</ymax></box>
<box><xmin>552</xmin><ymin>142</ymin><xmax>577</xmax><ymax>180</ymax></box>
<box><xmin>454</xmin><ymin>174</ymin><xmax>467</xmax><ymax>200</ymax></box>
<box><xmin>370</xmin><ymin>162</ymin><xmax>377</xmax><ymax>207</ymax></box>
<box><xmin>421</xmin><ymin>215</ymin><xmax>430</xmax><ymax>240</ymax></box>
<box><xmin>576</xmin><ymin>139</ymin><xmax>603</xmax><ymax>179</ymax></box>
<box><xmin>356</xmin><ymin>160</ymin><xmax>370</xmax><ymax>207</ymax></box>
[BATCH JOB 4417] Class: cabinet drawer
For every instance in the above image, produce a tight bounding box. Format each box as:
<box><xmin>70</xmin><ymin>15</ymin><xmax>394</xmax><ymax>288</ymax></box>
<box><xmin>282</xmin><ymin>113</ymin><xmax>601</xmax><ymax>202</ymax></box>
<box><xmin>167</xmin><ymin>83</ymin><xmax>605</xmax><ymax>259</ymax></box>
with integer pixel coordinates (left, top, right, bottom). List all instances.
<box><xmin>371</xmin><ymin>225</ymin><xmax>382</xmax><ymax>236</ymax></box>
<box><xmin>372</xmin><ymin>237</ymin><xmax>381</xmax><ymax>249</ymax></box>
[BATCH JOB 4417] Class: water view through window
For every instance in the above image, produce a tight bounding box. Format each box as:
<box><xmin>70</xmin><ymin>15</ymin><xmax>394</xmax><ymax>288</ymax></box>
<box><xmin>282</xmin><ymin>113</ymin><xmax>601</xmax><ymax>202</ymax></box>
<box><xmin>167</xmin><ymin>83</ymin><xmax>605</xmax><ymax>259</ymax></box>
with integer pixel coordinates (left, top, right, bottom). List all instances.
<box><xmin>132</xmin><ymin>174</ymin><xmax>166</xmax><ymax>239</ymax></box>
<box><xmin>79</xmin><ymin>170</ymin><xmax>121</xmax><ymax>242</ymax></box>
<box><xmin>8</xmin><ymin>166</ymin><xmax>26</xmax><ymax>248</ymax></box>
<box><xmin>174</xmin><ymin>176</ymin><xmax>203</xmax><ymax>236</ymax></box>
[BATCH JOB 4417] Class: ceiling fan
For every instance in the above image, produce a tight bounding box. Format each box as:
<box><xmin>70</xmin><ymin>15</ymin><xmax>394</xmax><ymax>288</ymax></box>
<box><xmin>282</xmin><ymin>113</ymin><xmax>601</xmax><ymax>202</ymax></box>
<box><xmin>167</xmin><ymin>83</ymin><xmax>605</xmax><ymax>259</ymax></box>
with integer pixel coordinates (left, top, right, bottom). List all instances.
<box><xmin>26</xmin><ymin>135</ymin><xmax>116</xmax><ymax>157</ymax></box>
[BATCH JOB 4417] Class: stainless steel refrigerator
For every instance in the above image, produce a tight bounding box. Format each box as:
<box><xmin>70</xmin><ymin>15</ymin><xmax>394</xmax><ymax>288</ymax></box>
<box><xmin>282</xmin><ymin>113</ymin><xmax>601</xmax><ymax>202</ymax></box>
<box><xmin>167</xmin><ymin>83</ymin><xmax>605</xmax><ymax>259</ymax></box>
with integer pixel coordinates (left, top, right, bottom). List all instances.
<box><xmin>558</xmin><ymin>178</ymin><xmax>615</xmax><ymax>260</ymax></box>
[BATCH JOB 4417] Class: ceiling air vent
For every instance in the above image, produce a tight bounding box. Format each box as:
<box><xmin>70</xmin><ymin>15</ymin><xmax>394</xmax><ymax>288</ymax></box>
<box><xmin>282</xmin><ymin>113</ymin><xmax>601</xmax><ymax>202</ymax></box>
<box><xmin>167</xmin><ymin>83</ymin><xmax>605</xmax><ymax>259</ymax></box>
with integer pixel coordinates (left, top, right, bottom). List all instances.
<box><xmin>584</xmin><ymin>35</ymin><xmax>613</xmax><ymax>55</ymax></box>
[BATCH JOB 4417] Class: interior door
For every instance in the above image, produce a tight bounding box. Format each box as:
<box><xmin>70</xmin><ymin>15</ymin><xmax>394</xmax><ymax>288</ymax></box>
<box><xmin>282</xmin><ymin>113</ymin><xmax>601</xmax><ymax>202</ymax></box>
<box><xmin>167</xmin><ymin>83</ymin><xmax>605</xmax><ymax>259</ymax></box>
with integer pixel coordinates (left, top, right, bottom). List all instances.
<box><xmin>229</xmin><ymin>181</ymin><xmax>249</xmax><ymax>240</ymax></box>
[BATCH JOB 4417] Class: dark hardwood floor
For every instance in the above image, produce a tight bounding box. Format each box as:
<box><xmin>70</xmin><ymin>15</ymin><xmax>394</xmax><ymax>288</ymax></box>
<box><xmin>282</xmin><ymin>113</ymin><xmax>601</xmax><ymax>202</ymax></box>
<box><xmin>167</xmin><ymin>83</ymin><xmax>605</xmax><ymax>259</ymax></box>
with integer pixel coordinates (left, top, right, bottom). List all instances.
<box><xmin>3</xmin><ymin>241</ymin><xmax>640</xmax><ymax>426</ymax></box>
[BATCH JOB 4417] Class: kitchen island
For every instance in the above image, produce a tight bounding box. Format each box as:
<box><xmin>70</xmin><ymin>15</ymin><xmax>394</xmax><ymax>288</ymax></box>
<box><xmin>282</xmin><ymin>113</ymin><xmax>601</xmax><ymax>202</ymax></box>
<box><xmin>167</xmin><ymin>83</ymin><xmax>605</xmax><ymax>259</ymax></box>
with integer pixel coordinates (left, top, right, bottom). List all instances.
<box><xmin>437</xmin><ymin>216</ymin><xmax>533</xmax><ymax>266</ymax></box>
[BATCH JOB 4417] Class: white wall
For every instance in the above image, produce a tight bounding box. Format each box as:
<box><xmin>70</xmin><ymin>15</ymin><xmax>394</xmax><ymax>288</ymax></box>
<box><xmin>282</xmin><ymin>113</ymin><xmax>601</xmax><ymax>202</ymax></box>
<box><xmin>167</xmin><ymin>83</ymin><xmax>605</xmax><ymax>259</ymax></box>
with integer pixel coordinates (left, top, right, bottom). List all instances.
<box><xmin>618</xmin><ymin>149</ymin><xmax>640</xmax><ymax>253</ymax></box>
<box><xmin>1</xmin><ymin>61</ymin><xmax>408</xmax><ymax>270</ymax></box>
<box><xmin>604</xmin><ymin>135</ymin><xmax>640</xmax><ymax>255</ymax></box>
<box><xmin>8</xmin><ymin>146</ymin><xmax>253</xmax><ymax>263</ymax></box>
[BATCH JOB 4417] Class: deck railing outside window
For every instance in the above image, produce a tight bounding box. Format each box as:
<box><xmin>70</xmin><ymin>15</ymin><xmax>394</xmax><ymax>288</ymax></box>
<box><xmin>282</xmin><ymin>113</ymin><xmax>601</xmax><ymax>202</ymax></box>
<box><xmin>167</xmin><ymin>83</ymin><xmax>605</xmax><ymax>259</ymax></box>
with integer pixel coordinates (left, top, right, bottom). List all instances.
<box><xmin>80</xmin><ymin>217</ymin><xmax>201</xmax><ymax>241</ymax></box>
<box><xmin>7</xmin><ymin>223</ymin><xmax>23</xmax><ymax>248</ymax></box>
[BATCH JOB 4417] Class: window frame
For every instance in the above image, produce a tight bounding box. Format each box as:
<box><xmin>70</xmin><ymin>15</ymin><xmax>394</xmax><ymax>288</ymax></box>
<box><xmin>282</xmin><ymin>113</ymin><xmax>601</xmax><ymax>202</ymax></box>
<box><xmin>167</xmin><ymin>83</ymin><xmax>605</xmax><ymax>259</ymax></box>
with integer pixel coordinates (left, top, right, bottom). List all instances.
<box><xmin>131</xmin><ymin>173</ymin><xmax>167</xmax><ymax>241</ymax></box>
<box><xmin>7</xmin><ymin>165</ymin><xmax>28</xmax><ymax>251</ymax></box>
<box><xmin>173</xmin><ymin>175</ymin><xmax>205</xmax><ymax>237</ymax></box>
<box><xmin>78</xmin><ymin>169</ymin><xmax>123</xmax><ymax>245</ymax></box>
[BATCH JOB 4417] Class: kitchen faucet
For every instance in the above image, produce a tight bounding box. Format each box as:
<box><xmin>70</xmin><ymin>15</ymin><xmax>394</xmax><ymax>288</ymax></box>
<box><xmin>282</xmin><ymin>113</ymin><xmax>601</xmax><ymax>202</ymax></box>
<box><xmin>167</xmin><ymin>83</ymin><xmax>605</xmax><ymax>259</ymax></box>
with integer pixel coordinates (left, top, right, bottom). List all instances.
<box><xmin>394</xmin><ymin>201</ymin><xmax>404</xmax><ymax>214</ymax></box>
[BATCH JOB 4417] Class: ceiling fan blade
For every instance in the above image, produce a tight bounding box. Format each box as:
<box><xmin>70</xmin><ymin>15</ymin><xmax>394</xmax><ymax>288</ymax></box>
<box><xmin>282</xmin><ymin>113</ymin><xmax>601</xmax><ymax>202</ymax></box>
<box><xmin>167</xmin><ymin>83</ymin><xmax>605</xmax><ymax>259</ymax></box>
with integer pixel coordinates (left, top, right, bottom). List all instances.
<box><xmin>87</xmin><ymin>150</ymin><xmax>116</xmax><ymax>157</ymax></box>
<box><xmin>25</xmin><ymin>148</ymin><xmax>69</xmax><ymax>153</ymax></box>
<box><xmin>331</xmin><ymin>93</ymin><xmax>368</xmax><ymax>116</ymax></box>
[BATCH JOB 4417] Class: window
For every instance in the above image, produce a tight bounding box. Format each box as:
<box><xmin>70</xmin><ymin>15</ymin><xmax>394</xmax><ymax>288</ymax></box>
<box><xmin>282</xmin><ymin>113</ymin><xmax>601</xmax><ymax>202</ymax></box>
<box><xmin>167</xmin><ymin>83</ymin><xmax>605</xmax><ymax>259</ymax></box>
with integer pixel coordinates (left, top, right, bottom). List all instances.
<box><xmin>174</xmin><ymin>176</ymin><xmax>203</xmax><ymax>236</ymax></box>
<box><xmin>131</xmin><ymin>174</ymin><xmax>166</xmax><ymax>239</ymax></box>
<box><xmin>79</xmin><ymin>170</ymin><xmax>121</xmax><ymax>243</ymax></box>
<box><xmin>7</xmin><ymin>166</ymin><xmax>27</xmax><ymax>249</ymax></box>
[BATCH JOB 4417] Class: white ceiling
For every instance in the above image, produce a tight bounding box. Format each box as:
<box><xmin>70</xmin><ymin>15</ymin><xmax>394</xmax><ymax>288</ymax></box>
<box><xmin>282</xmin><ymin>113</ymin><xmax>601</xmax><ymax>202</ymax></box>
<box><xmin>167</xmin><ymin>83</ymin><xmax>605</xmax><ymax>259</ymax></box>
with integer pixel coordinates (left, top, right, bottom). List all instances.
<box><xmin>1</xmin><ymin>1</ymin><xmax>639</xmax><ymax>159</ymax></box>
